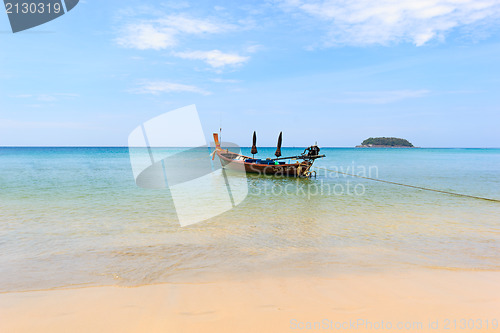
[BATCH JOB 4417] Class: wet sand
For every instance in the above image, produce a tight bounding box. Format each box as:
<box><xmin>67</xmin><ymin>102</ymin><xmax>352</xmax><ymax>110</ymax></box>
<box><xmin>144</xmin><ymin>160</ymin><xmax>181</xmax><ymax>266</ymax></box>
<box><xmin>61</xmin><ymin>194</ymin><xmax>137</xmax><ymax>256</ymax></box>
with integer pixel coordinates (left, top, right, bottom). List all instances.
<box><xmin>1</xmin><ymin>270</ymin><xmax>499</xmax><ymax>333</ymax></box>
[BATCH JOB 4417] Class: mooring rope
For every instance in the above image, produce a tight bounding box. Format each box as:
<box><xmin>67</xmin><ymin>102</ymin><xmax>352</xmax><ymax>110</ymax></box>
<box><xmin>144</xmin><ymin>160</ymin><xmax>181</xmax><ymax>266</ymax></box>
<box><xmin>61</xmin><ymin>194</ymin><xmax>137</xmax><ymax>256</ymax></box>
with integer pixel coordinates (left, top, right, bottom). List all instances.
<box><xmin>313</xmin><ymin>167</ymin><xmax>500</xmax><ymax>203</ymax></box>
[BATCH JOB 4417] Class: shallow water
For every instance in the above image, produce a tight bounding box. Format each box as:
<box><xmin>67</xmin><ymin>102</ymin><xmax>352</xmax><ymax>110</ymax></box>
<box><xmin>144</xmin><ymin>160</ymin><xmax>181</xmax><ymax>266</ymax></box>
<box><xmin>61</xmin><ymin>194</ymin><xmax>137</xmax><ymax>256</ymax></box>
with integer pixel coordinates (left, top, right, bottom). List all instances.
<box><xmin>1</xmin><ymin>147</ymin><xmax>499</xmax><ymax>292</ymax></box>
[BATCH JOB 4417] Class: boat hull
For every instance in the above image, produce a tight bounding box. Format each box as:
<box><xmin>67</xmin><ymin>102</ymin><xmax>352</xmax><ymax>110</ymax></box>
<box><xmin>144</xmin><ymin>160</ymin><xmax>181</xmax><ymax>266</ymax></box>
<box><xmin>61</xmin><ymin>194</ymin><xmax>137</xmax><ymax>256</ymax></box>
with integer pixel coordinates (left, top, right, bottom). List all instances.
<box><xmin>216</xmin><ymin>150</ymin><xmax>313</xmax><ymax>177</ymax></box>
<box><xmin>212</xmin><ymin>133</ymin><xmax>317</xmax><ymax>177</ymax></box>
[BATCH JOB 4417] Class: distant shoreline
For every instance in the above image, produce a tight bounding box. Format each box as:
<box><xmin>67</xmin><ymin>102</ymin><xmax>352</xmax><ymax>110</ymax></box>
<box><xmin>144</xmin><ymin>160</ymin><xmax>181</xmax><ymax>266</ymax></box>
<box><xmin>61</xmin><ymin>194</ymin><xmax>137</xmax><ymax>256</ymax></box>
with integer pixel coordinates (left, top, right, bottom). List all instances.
<box><xmin>355</xmin><ymin>145</ymin><xmax>416</xmax><ymax>148</ymax></box>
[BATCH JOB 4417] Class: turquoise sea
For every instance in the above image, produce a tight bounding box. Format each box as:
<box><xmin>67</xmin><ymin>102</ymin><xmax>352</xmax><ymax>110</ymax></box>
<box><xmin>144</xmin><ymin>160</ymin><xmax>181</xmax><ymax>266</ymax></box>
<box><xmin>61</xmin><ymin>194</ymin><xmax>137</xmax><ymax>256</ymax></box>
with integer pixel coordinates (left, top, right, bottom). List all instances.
<box><xmin>1</xmin><ymin>147</ymin><xmax>499</xmax><ymax>292</ymax></box>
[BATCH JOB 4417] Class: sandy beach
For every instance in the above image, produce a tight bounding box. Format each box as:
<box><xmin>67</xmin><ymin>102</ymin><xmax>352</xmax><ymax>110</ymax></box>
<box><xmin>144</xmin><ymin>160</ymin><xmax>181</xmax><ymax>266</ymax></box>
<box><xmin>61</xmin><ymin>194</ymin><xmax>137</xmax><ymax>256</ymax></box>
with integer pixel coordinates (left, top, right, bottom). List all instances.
<box><xmin>1</xmin><ymin>270</ymin><xmax>499</xmax><ymax>333</ymax></box>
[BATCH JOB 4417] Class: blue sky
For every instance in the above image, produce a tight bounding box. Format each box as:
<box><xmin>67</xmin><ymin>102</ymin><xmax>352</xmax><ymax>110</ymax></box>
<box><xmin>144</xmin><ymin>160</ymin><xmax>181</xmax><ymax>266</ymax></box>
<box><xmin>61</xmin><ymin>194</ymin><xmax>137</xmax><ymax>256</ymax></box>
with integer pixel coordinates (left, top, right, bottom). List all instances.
<box><xmin>1</xmin><ymin>0</ymin><xmax>500</xmax><ymax>147</ymax></box>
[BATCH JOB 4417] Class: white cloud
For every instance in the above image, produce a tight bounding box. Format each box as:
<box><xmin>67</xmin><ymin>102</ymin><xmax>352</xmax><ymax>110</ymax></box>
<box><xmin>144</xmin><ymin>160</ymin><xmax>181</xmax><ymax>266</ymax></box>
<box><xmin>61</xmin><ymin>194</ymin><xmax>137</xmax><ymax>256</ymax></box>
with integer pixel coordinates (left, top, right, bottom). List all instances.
<box><xmin>37</xmin><ymin>94</ymin><xmax>58</xmax><ymax>102</ymax></box>
<box><xmin>173</xmin><ymin>50</ymin><xmax>249</xmax><ymax>68</ymax></box>
<box><xmin>282</xmin><ymin>0</ymin><xmax>500</xmax><ymax>46</ymax></box>
<box><xmin>162</xmin><ymin>1</ymin><xmax>190</xmax><ymax>10</ymax></box>
<box><xmin>53</xmin><ymin>93</ymin><xmax>79</xmax><ymax>97</ymax></box>
<box><xmin>333</xmin><ymin>90</ymin><xmax>430</xmax><ymax>104</ymax></box>
<box><xmin>211</xmin><ymin>78</ymin><xmax>242</xmax><ymax>83</ymax></box>
<box><xmin>245</xmin><ymin>44</ymin><xmax>264</xmax><ymax>53</ymax></box>
<box><xmin>11</xmin><ymin>93</ymin><xmax>79</xmax><ymax>102</ymax></box>
<box><xmin>0</xmin><ymin>119</ymin><xmax>90</xmax><ymax>129</ymax></box>
<box><xmin>116</xmin><ymin>15</ymin><xmax>234</xmax><ymax>50</ymax></box>
<box><xmin>157</xmin><ymin>15</ymin><xmax>229</xmax><ymax>34</ymax></box>
<box><xmin>116</xmin><ymin>23</ymin><xmax>176</xmax><ymax>50</ymax></box>
<box><xmin>131</xmin><ymin>80</ymin><xmax>211</xmax><ymax>95</ymax></box>
<box><xmin>12</xmin><ymin>94</ymin><xmax>32</xmax><ymax>98</ymax></box>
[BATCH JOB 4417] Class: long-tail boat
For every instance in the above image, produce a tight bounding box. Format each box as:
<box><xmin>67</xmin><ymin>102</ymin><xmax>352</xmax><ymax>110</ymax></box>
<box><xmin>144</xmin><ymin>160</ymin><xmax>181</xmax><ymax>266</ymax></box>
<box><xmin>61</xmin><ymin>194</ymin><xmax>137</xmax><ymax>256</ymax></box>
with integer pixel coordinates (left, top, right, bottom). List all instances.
<box><xmin>213</xmin><ymin>131</ymin><xmax>325</xmax><ymax>177</ymax></box>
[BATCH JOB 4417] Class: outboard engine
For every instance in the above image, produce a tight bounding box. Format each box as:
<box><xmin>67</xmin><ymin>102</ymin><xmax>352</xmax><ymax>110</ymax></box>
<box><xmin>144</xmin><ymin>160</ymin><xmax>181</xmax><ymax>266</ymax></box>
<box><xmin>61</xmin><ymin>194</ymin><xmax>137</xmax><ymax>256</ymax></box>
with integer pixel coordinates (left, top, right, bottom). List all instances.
<box><xmin>308</xmin><ymin>145</ymin><xmax>320</xmax><ymax>157</ymax></box>
<box><xmin>303</xmin><ymin>145</ymin><xmax>321</xmax><ymax>159</ymax></box>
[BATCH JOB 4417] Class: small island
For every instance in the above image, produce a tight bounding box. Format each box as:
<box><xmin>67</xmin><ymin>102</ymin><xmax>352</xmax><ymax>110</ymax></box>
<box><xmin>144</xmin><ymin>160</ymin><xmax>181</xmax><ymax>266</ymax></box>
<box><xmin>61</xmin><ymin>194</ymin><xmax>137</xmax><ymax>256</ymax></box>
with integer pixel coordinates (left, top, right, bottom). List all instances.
<box><xmin>356</xmin><ymin>137</ymin><xmax>414</xmax><ymax>148</ymax></box>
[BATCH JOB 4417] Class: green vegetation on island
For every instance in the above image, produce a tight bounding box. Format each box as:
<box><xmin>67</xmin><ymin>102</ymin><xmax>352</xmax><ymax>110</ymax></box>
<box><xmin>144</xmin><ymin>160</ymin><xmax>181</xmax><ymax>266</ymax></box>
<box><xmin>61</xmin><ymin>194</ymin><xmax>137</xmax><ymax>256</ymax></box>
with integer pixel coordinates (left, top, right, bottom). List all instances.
<box><xmin>358</xmin><ymin>137</ymin><xmax>414</xmax><ymax>147</ymax></box>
